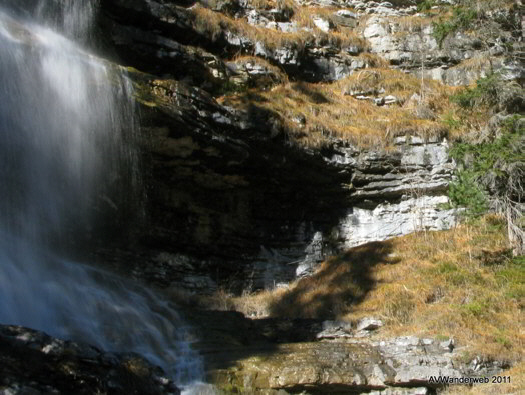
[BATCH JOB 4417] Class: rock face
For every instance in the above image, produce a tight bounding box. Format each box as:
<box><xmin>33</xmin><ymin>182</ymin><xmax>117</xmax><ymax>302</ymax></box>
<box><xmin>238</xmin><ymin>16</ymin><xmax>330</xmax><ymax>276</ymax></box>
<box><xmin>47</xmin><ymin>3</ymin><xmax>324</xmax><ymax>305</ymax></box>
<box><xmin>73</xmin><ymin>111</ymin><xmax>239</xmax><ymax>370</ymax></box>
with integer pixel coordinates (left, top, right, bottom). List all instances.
<box><xmin>98</xmin><ymin>0</ymin><xmax>384</xmax><ymax>84</ymax></box>
<box><xmin>0</xmin><ymin>325</ymin><xmax>179</xmax><ymax>395</ymax></box>
<box><xmin>89</xmin><ymin>0</ymin><xmax>524</xmax><ymax>295</ymax></box>
<box><xmin>337</xmin><ymin>136</ymin><xmax>457</xmax><ymax>249</ymax></box>
<box><xmin>244</xmin><ymin>136</ymin><xmax>457</xmax><ymax>287</ymax></box>
<box><xmin>119</xmin><ymin>74</ymin><xmax>459</xmax><ymax>291</ymax></box>
<box><xmin>92</xmin><ymin>0</ymin><xmax>495</xmax><ymax>293</ymax></box>
<box><xmin>362</xmin><ymin>8</ymin><xmax>524</xmax><ymax>86</ymax></box>
<box><xmin>99</xmin><ymin>0</ymin><xmax>523</xmax><ymax>86</ymax></box>
<box><xmin>125</xmin><ymin>76</ymin><xmax>350</xmax><ymax>291</ymax></box>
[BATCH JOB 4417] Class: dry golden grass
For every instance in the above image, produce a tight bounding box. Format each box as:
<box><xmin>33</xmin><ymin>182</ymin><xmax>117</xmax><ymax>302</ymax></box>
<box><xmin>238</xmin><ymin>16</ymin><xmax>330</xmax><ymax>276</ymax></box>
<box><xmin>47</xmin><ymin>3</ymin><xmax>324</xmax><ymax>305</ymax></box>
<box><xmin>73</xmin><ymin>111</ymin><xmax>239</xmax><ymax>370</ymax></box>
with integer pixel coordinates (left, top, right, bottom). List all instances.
<box><xmin>396</xmin><ymin>16</ymin><xmax>433</xmax><ymax>32</ymax></box>
<box><xmin>291</xmin><ymin>6</ymin><xmax>359</xmax><ymax>38</ymax></box>
<box><xmin>192</xmin><ymin>5</ymin><xmax>308</xmax><ymax>50</ymax></box>
<box><xmin>191</xmin><ymin>5</ymin><xmax>367</xmax><ymax>53</ymax></box>
<box><xmin>316</xmin><ymin>29</ymin><xmax>368</xmax><ymax>50</ymax></box>
<box><xmin>453</xmin><ymin>56</ymin><xmax>493</xmax><ymax>73</ymax></box>
<box><xmin>357</xmin><ymin>53</ymin><xmax>390</xmax><ymax>68</ymax></box>
<box><xmin>349</xmin><ymin>216</ymin><xmax>524</xmax><ymax>363</ymax></box>
<box><xmin>289</xmin><ymin>7</ymin><xmax>366</xmax><ymax>49</ymax></box>
<box><xmin>292</xmin><ymin>6</ymin><xmax>339</xmax><ymax>30</ymax></box>
<box><xmin>205</xmin><ymin>215</ymin><xmax>524</xmax><ymax>365</ymax></box>
<box><xmin>242</xmin><ymin>0</ymin><xmax>295</xmax><ymax>12</ymax></box>
<box><xmin>381</xmin><ymin>15</ymin><xmax>433</xmax><ymax>35</ymax></box>
<box><xmin>219</xmin><ymin>68</ymin><xmax>455</xmax><ymax>148</ymax></box>
<box><xmin>443</xmin><ymin>362</ymin><xmax>524</xmax><ymax>394</ymax></box>
<box><xmin>229</xmin><ymin>55</ymin><xmax>289</xmax><ymax>84</ymax></box>
<box><xmin>335</xmin><ymin>68</ymin><xmax>440</xmax><ymax>102</ymax></box>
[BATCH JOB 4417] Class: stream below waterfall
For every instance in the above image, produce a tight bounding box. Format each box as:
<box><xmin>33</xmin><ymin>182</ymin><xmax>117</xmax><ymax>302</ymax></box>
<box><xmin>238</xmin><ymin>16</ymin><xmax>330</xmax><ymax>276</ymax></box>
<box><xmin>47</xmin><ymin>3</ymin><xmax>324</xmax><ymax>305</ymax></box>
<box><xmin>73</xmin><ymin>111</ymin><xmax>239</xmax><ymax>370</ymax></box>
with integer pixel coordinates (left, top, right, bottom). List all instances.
<box><xmin>0</xmin><ymin>1</ymin><xmax>207</xmax><ymax>391</ymax></box>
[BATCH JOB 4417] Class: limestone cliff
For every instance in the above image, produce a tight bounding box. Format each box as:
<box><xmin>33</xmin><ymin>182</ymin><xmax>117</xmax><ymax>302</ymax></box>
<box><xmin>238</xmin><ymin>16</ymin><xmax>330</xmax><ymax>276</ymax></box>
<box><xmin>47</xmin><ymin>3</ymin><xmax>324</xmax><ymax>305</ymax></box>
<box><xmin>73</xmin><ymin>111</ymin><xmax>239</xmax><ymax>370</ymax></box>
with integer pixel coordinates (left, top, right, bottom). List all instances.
<box><xmin>92</xmin><ymin>0</ymin><xmax>524</xmax><ymax>292</ymax></box>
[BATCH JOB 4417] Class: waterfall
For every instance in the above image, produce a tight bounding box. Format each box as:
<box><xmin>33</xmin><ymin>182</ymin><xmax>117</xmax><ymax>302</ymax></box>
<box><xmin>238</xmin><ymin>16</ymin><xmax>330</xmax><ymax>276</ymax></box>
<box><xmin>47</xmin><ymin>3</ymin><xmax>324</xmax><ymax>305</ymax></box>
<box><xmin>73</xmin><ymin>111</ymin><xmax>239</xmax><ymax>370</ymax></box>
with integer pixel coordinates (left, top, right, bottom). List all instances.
<box><xmin>0</xmin><ymin>1</ymin><xmax>204</xmax><ymax>388</ymax></box>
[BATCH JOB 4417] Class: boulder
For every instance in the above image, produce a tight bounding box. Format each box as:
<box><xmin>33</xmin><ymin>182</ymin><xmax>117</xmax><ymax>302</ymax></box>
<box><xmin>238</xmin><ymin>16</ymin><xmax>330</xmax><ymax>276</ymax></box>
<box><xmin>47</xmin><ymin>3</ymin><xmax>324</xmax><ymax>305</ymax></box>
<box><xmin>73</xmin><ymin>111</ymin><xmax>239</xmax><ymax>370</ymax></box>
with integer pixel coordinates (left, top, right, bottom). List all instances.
<box><xmin>0</xmin><ymin>325</ymin><xmax>179</xmax><ymax>395</ymax></box>
<box><xmin>357</xmin><ymin>318</ymin><xmax>384</xmax><ymax>331</ymax></box>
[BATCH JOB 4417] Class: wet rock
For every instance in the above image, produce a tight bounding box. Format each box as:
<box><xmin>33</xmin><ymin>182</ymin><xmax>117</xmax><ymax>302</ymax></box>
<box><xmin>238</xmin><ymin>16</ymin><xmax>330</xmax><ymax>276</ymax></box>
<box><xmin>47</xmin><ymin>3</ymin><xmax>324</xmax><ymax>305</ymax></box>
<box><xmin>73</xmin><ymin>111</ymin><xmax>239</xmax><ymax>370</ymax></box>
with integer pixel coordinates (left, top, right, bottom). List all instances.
<box><xmin>120</xmin><ymin>73</ymin><xmax>354</xmax><ymax>291</ymax></box>
<box><xmin>179</xmin><ymin>310</ymin><xmax>507</xmax><ymax>394</ymax></box>
<box><xmin>210</xmin><ymin>342</ymin><xmax>391</xmax><ymax>392</ymax></box>
<box><xmin>0</xmin><ymin>325</ymin><xmax>179</xmax><ymax>395</ymax></box>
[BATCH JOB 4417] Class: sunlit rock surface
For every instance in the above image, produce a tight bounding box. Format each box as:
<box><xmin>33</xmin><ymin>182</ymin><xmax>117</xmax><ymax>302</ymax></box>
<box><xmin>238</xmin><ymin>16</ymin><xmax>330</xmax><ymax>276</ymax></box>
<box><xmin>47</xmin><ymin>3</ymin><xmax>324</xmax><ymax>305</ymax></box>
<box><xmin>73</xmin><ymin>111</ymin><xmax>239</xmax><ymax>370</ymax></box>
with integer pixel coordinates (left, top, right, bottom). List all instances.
<box><xmin>181</xmin><ymin>310</ymin><xmax>508</xmax><ymax>394</ymax></box>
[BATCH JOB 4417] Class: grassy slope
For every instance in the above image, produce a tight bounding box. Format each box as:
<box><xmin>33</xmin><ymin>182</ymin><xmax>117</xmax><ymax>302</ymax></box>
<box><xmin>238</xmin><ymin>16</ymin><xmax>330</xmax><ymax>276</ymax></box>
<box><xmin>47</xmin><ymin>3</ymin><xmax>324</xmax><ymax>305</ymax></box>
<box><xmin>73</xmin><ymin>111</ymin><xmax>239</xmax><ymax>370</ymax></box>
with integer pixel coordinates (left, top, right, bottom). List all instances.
<box><xmin>200</xmin><ymin>216</ymin><xmax>524</xmax><ymax>392</ymax></box>
<box><xmin>219</xmin><ymin>69</ymin><xmax>460</xmax><ymax>148</ymax></box>
<box><xmin>206</xmin><ymin>0</ymin><xmax>507</xmax><ymax>149</ymax></box>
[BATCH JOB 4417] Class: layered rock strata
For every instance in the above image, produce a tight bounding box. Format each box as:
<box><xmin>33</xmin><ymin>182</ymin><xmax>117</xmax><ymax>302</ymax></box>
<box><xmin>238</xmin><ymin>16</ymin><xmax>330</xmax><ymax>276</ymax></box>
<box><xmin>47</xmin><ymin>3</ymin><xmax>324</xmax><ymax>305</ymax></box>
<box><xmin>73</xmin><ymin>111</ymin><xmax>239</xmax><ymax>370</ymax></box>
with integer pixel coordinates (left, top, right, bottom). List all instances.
<box><xmin>118</xmin><ymin>75</ymin><xmax>457</xmax><ymax>290</ymax></box>
<box><xmin>99</xmin><ymin>0</ymin><xmax>524</xmax><ymax>88</ymax></box>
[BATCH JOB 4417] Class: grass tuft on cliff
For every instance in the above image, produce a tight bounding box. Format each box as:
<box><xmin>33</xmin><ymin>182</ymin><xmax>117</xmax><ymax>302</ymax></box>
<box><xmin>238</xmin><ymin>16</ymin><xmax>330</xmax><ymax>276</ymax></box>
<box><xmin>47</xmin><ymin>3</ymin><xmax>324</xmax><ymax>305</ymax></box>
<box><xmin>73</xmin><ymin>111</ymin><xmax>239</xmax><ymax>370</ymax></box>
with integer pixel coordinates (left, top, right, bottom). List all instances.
<box><xmin>191</xmin><ymin>5</ymin><xmax>367</xmax><ymax>53</ymax></box>
<box><xmin>219</xmin><ymin>68</ymin><xmax>455</xmax><ymax>148</ymax></box>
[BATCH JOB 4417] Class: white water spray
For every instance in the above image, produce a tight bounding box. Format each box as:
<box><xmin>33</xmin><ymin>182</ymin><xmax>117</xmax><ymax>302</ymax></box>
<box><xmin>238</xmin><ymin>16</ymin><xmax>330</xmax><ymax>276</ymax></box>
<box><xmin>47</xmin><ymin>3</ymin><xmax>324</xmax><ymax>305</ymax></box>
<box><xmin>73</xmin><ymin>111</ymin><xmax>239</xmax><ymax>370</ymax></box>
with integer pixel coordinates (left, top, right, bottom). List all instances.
<box><xmin>0</xmin><ymin>1</ymin><xmax>205</xmax><ymax>387</ymax></box>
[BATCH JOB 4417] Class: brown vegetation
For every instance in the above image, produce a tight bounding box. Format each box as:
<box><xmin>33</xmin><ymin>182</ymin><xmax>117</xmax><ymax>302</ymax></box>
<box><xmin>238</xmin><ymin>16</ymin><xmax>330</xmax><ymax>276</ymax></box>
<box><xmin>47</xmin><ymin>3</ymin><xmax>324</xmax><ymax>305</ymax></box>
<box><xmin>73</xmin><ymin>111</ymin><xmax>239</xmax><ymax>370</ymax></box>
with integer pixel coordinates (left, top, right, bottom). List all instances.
<box><xmin>191</xmin><ymin>5</ymin><xmax>367</xmax><ymax>53</ymax></box>
<box><xmin>199</xmin><ymin>215</ymin><xmax>524</xmax><ymax>366</ymax></box>
<box><xmin>219</xmin><ymin>68</ymin><xmax>455</xmax><ymax>148</ymax></box>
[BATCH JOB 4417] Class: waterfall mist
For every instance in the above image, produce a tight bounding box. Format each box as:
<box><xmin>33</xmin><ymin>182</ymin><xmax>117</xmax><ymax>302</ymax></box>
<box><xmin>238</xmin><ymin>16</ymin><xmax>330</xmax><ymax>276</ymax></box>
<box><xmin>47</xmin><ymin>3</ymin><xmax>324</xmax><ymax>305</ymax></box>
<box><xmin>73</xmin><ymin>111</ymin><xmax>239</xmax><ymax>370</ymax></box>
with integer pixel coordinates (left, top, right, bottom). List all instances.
<box><xmin>0</xmin><ymin>1</ymin><xmax>204</xmax><ymax>386</ymax></box>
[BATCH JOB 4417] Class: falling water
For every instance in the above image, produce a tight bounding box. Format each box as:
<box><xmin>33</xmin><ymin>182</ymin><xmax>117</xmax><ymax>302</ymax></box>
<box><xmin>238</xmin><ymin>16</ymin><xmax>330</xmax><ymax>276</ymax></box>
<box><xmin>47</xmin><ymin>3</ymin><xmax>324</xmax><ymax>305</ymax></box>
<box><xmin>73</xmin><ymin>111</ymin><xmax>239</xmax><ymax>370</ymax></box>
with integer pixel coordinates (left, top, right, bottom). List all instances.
<box><xmin>0</xmin><ymin>1</ymin><xmax>205</xmax><ymax>387</ymax></box>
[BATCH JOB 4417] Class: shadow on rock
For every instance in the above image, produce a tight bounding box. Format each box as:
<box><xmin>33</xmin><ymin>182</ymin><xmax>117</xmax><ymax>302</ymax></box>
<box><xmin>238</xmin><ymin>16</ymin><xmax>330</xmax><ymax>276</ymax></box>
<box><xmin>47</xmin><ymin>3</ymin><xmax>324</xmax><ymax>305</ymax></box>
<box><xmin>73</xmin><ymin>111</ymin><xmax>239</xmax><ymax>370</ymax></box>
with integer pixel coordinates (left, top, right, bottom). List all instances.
<box><xmin>267</xmin><ymin>241</ymin><xmax>399</xmax><ymax>319</ymax></box>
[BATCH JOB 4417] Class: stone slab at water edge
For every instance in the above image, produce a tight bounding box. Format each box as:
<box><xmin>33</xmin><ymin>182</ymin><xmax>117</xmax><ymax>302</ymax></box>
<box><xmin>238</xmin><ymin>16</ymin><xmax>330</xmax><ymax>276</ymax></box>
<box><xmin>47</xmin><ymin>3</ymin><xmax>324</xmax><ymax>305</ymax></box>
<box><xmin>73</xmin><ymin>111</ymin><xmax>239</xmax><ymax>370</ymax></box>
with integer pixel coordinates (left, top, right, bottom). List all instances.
<box><xmin>0</xmin><ymin>325</ymin><xmax>179</xmax><ymax>395</ymax></box>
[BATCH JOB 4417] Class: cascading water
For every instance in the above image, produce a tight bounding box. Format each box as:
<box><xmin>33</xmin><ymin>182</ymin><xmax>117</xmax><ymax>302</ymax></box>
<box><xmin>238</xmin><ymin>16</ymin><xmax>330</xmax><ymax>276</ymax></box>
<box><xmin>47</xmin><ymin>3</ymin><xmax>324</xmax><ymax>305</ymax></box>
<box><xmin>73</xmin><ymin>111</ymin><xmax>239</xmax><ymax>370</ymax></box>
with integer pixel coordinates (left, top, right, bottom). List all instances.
<box><xmin>0</xmin><ymin>1</ymin><xmax>206</xmax><ymax>389</ymax></box>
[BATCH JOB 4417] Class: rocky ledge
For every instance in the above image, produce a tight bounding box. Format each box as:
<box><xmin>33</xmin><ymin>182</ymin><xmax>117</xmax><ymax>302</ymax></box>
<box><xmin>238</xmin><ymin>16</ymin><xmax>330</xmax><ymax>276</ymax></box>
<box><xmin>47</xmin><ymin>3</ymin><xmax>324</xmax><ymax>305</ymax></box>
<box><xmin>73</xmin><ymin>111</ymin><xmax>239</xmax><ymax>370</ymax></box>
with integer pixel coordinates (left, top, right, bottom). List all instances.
<box><xmin>182</xmin><ymin>310</ymin><xmax>508</xmax><ymax>394</ymax></box>
<box><xmin>0</xmin><ymin>325</ymin><xmax>179</xmax><ymax>395</ymax></box>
